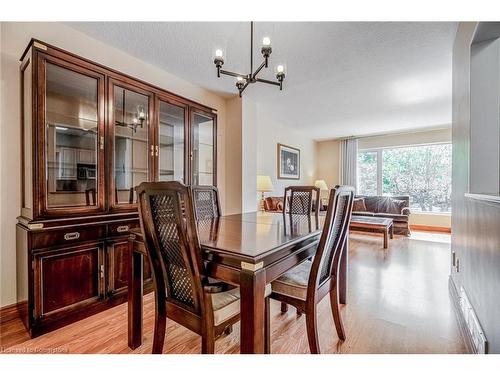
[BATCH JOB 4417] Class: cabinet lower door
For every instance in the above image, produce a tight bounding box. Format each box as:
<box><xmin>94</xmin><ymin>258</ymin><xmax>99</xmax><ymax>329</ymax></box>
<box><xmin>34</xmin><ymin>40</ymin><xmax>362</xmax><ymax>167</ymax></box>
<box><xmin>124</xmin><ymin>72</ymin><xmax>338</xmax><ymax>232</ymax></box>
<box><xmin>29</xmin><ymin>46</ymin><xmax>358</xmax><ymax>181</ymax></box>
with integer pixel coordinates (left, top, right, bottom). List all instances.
<box><xmin>107</xmin><ymin>240</ymin><xmax>152</xmax><ymax>296</ymax></box>
<box><xmin>33</xmin><ymin>243</ymin><xmax>105</xmax><ymax>320</ymax></box>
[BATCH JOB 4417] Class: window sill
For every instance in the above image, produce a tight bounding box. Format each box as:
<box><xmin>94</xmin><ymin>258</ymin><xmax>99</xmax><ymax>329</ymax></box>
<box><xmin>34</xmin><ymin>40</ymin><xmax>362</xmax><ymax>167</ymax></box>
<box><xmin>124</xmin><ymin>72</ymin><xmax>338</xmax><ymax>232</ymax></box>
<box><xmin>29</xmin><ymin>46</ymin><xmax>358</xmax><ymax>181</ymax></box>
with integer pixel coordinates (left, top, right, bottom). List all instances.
<box><xmin>410</xmin><ymin>211</ymin><xmax>451</xmax><ymax>216</ymax></box>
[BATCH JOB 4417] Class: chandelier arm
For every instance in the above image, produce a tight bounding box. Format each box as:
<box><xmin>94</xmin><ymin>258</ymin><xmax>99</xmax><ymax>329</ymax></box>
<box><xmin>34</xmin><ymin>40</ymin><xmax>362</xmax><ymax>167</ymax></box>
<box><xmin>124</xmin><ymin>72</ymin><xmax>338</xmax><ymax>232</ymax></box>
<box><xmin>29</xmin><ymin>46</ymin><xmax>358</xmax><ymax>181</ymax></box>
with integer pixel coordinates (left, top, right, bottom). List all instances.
<box><xmin>252</xmin><ymin>60</ymin><xmax>267</xmax><ymax>80</ymax></box>
<box><xmin>238</xmin><ymin>81</ymin><xmax>251</xmax><ymax>97</ymax></box>
<box><xmin>220</xmin><ymin>69</ymin><xmax>247</xmax><ymax>78</ymax></box>
<box><xmin>255</xmin><ymin>77</ymin><xmax>281</xmax><ymax>87</ymax></box>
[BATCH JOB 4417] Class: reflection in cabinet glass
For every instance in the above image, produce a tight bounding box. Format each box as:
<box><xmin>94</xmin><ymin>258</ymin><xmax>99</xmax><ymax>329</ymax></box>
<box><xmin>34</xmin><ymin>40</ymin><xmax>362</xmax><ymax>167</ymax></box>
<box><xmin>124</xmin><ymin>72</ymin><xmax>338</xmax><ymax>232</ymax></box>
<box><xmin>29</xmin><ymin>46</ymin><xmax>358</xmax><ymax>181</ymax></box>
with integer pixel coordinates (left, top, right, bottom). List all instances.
<box><xmin>45</xmin><ymin>63</ymin><xmax>98</xmax><ymax>208</ymax></box>
<box><xmin>113</xmin><ymin>86</ymin><xmax>149</xmax><ymax>205</ymax></box>
<box><xmin>192</xmin><ymin>112</ymin><xmax>215</xmax><ymax>185</ymax></box>
<box><xmin>159</xmin><ymin>101</ymin><xmax>185</xmax><ymax>182</ymax></box>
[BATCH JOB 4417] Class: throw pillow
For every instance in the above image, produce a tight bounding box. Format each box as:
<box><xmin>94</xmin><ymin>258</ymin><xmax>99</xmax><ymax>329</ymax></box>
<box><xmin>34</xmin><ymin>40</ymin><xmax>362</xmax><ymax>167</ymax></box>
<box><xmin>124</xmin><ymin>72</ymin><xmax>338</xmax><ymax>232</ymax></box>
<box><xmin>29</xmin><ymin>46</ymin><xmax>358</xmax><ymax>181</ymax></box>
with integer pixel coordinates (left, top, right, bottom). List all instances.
<box><xmin>353</xmin><ymin>198</ymin><xmax>367</xmax><ymax>212</ymax></box>
<box><xmin>388</xmin><ymin>199</ymin><xmax>407</xmax><ymax>215</ymax></box>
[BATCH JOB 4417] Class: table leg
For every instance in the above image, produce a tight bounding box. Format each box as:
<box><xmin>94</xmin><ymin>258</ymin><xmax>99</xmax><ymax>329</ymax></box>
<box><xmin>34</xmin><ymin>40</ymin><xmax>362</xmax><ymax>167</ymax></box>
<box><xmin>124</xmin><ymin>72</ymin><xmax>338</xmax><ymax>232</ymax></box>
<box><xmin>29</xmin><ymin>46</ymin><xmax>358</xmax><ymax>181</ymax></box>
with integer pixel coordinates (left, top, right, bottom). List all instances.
<box><xmin>389</xmin><ymin>224</ymin><xmax>394</xmax><ymax>239</ymax></box>
<box><xmin>383</xmin><ymin>228</ymin><xmax>388</xmax><ymax>249</ymax></box>
<box><xmin>239</xmin><ymin>267</ymin><xmax>266</xmax><ymax>354</ymax></box>
<box><xmin>338</xmin><ymin>238</ymin><xmax>348</xmax><ymax>304</ymax></box>
<box><xmin>128</xmin><ymin>243</ymin><xmax>144</xmax><ymax>350</ymax></box>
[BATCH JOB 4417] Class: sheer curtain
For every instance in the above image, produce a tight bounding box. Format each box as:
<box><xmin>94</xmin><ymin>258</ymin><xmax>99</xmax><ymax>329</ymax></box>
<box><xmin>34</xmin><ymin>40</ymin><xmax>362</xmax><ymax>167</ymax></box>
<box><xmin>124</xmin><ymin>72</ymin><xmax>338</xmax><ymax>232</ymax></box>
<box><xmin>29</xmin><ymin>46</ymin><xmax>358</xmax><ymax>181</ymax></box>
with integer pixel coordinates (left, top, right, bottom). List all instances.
<box><xmin>340</xmin><ymin>138</ymin><xmax>358</xmax><ymax>191</ymax></box>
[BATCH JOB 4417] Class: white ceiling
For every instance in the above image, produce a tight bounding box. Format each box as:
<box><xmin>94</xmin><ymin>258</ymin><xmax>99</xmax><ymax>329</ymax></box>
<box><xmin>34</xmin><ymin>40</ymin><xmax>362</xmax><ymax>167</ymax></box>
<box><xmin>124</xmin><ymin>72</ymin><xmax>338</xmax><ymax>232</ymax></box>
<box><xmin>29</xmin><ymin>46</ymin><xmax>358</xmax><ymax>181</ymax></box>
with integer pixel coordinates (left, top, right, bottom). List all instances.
<box><xmin>68</xmin><ymin>22</ymin><xmax>457</xmax><ymax>139</ymax></box>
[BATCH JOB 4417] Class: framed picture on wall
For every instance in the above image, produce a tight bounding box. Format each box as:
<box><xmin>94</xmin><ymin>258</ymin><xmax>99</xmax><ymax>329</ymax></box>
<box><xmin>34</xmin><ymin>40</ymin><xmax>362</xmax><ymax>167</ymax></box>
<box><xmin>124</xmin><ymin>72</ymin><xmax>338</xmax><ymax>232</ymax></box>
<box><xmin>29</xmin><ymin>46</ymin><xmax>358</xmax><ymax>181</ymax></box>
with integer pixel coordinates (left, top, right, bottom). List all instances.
<box><xmin>277</xmin><ymin>143</ymin><xmax>300</xmax><ymax>179</ymax></box>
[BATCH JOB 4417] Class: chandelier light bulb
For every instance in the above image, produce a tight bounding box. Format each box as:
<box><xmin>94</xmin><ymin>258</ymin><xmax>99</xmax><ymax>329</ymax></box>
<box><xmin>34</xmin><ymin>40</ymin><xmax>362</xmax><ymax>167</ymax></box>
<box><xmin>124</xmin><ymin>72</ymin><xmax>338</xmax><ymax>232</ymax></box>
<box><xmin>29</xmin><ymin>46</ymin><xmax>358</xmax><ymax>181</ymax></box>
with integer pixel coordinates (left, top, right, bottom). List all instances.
<box><xmin>138</xmin><ymin>107</ymin><xmax>145</xmax><ymax>119</ymax></box>
<box><xmin>212</xmin><ymin>22</ymin><xmax>286</xmax><ymax>96</ymax></box>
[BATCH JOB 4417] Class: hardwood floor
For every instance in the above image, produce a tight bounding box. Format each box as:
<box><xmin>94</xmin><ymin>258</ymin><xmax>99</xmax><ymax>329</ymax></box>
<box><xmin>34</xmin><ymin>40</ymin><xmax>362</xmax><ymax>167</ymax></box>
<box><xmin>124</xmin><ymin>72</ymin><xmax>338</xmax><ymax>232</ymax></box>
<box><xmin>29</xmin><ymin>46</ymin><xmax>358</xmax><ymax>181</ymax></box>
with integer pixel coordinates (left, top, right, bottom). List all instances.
<box><xmin>0</xmin><ymin>231</ymin><xmax>465</xmax><ymax>354</ymax></box>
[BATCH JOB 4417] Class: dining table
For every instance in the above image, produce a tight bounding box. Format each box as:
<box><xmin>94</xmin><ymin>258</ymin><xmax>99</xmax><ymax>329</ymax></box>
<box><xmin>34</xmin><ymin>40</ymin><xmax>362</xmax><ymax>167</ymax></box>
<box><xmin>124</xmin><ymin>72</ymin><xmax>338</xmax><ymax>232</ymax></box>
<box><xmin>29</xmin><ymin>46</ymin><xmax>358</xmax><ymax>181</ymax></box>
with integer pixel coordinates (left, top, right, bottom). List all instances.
<box><xmin>127</xmin><ymin>211</ymin><xmax>348</xmax><ymax>354</ymax></box>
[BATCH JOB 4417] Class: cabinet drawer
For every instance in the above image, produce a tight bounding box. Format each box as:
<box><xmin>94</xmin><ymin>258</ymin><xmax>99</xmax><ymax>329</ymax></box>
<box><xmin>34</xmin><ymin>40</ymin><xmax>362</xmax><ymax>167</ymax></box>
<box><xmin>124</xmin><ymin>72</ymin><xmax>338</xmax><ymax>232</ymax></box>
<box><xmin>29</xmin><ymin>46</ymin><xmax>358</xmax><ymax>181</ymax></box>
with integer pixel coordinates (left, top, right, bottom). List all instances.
<box><xmin>32</xmin><ymin>225</ymin><xmax>106</xmax><ymax>249</ymax></box>
<box><xmin>108</xmin><ymin>221</ymin><xmax>140</xmax><ymax>237</ymax></box>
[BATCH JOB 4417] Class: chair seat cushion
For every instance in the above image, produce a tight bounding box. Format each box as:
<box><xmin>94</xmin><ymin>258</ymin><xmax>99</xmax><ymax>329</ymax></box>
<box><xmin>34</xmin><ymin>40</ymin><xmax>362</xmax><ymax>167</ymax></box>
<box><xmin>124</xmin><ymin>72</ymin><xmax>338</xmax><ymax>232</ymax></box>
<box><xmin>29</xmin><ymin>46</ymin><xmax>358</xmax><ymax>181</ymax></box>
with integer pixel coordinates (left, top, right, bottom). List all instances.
<box><xmin>211</xmin><ymin>287</ymin><xmax>240</xmax><ymax>325</ymax></box>
<box><xmin>210</xmin><ymin>284</ymin><xmax>272</xmax><ymax>326</ymax></box>
<box><xmin>271</xmin><ymin>260</ymin><xmax>312</xmax><ymax>301</ymax></box>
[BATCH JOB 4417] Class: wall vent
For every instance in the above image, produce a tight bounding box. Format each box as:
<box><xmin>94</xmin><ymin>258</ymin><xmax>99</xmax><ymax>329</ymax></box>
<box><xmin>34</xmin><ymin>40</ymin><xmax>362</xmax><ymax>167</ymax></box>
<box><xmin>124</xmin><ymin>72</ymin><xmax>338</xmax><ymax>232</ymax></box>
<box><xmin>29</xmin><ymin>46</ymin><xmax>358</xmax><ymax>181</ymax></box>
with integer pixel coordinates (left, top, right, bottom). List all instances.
<box><xmin>460</xmin><ymin>286</ymin><xmax>488</xmax><ymax>353</ymax></box>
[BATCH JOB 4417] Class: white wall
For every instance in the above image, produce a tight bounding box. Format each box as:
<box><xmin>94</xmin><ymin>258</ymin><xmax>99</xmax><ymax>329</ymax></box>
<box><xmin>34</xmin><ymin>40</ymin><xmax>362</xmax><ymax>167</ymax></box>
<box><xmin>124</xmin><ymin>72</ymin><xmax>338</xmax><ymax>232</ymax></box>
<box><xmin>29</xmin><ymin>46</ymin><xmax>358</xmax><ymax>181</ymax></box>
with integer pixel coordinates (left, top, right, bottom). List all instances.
<box><xmin>0</xmin><ymin>22</ymin><xmax>230</xmax><ymax>307</ymax></box>
<box><xmin>315</xmin><ymin>139</ymin><xmax>341</xmax><ymax>191</ymax></box>
<box><xmin>242</xmin><ymin>96</ymin><xmax>258</xmax><ymax>212</ymax></box>
<box><xmin>224</xmin><ymin>96</ymin><xmax>243</xmax><ymax>214</ymax></box>
<box><xmin>470</xmin><ymin>38</ymin><xmax>500</xmax><ymax>194</ymax></box>
<box><xmin>256</xmin><ymin>106</ymin><xmax>316</xmax><ymax>205</ymax></box>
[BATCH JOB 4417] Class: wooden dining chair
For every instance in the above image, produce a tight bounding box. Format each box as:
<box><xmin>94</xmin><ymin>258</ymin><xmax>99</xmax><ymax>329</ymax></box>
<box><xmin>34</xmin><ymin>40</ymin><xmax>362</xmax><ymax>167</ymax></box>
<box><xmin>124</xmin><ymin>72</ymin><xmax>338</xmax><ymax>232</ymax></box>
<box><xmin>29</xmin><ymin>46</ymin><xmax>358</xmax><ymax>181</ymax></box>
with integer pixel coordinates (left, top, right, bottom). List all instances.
<box><xmin>191</xmin><ymin>185</ymin><xmax>221</xmax><ymax>219</ymax></box>
<box><xmin>283</xmin><ymin>186</ymin><xmax>320</xmax><ymax>221</ymax></box>
<box><xmin>136</xmin><ymin>181</ymin><xmax>243</xmax><ymax>354</ymax></box>
<box><xmin>267</xmin><ymin>185</ymin><xmax>354</xmax><ymax>354</ymax></box>
<box><xmin>281</xmin><ymin>185</ymin><xmax>321</xmax><ymax>314</ymax></box>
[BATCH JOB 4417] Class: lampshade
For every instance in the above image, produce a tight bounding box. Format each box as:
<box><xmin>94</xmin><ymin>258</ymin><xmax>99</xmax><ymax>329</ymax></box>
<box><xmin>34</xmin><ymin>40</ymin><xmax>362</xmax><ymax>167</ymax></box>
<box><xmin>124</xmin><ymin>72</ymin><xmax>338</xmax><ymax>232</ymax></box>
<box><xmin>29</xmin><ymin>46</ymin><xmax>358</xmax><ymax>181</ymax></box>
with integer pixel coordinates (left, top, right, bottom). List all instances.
<box><xmin>257</xmin><ymin>175</ymin><xmax>274</xmax><ymax>192</ymax></box>
<box><xmin>314</xmin><ymin>179</ymin><xmax>328</xmax><ymax>191</ymax></box>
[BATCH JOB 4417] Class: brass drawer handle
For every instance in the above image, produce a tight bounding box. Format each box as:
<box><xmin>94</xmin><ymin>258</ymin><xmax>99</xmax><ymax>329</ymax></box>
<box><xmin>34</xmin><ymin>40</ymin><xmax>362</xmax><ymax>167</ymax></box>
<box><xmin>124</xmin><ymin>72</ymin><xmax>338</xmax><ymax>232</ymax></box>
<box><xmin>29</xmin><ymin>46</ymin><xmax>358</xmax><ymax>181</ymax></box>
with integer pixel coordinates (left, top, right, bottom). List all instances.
<box><xmin>64</xmin><ymin>232</ymin><xmax>80</xmax><ymax>240</ymax></box>
<box><xmin>117</xmin><ymin>225</ymin><xmax>129</xmax><ymax>233</ymax></box>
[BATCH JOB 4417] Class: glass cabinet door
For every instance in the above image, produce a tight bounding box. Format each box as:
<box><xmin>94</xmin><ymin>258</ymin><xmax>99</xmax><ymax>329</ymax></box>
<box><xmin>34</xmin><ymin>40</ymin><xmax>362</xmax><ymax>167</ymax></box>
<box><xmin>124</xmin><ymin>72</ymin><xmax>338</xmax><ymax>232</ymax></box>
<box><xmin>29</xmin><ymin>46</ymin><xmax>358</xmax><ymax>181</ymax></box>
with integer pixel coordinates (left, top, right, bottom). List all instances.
<box><xmin>158</xmin><ymin>99</ymin><xmax>186</xmax><ymax>182</ymax></box>
<box><xmin>44</xmin><ymin>60</ymin><xmax>103</xmax><ymax>211</ymax></box>
<box><xmin>191</xmin><ymin>110</ymin><xmax>216</xmax><ymax>186</ymax></box>
<box><xmin>112</xmin><ymin>83</ymin><xmax>151</xmax><ymax>207</ymax></box>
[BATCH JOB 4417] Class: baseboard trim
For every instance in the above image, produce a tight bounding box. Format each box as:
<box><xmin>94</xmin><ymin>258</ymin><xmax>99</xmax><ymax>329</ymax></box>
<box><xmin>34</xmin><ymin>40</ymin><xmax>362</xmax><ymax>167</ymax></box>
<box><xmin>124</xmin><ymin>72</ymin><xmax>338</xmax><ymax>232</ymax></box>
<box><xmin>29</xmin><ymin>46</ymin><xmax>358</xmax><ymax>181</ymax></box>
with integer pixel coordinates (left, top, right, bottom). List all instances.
<box><xmin>448</xmin><ymin>276</ymin><xmax>476</xmax><ymax>354</ymax></box>
<box><xmin>0</xmin><ymin>301</ymin><xmax>25</xmax><ymax>324</ymax></box>
<box><xmin>410</xmin><ymin>224</ymin><xmax>451</xmax><ymax>233</ymax></box>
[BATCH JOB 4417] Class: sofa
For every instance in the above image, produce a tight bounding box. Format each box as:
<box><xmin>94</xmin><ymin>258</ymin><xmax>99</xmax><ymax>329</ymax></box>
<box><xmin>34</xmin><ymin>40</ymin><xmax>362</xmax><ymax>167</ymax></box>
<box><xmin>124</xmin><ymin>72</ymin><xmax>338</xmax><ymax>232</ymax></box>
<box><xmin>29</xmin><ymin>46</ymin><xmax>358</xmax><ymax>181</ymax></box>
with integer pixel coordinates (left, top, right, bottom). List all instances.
<box><xmin>263</xmin><ymin>196</ymin><xmax>327</xmax><ymax>213</ymax></box>
<box><xmin>263</xmin><ymin>197</ymin><xmax>285</xmax><ymax>212</ymax></box>
<box><xmin>353</xmin><ymin>195</ymin><xmax>411</xmax><ymax>236</ymax></box>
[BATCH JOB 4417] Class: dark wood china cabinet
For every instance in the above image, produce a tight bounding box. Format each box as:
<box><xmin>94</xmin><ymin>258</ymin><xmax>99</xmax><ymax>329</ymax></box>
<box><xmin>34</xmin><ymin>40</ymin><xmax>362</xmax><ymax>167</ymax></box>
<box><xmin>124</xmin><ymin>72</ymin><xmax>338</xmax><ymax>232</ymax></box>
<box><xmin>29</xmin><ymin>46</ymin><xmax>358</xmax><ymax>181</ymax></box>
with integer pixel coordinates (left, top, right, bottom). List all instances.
<box><xmin>16</xmin><ymin>39</ymin><xmax>217</xmax><ymax>336</ymax></box>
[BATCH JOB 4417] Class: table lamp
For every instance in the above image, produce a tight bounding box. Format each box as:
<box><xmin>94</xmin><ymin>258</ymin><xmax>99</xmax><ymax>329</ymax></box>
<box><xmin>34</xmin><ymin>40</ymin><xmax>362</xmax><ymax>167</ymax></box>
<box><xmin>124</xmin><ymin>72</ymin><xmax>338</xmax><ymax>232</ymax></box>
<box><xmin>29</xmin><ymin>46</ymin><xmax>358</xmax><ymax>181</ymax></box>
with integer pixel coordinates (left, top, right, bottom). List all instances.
<box><xmin>257</xmin><ymin>175</ymin><xmax>274</xmax><ymax>211</ymax></box>
<box><xmin>314</xmin><ymin>179</ymin><xmax>329</xmax><ymax>209</ymax></box>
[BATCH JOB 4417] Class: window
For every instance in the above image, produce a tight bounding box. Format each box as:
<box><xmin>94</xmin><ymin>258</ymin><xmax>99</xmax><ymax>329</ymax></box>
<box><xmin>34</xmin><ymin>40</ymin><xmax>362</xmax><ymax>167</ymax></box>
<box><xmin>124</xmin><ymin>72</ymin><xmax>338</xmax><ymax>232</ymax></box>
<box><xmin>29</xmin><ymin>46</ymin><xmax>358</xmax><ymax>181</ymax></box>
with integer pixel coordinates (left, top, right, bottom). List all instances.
<box><xmin>357</xmin><ymin>151</ymin><xmax>378</xmax><ymax>196</ymax></box>
<box><xmin>357</xmin><ymin>143</ymin><xmax>452</xmax><ymax>212</ymax></box>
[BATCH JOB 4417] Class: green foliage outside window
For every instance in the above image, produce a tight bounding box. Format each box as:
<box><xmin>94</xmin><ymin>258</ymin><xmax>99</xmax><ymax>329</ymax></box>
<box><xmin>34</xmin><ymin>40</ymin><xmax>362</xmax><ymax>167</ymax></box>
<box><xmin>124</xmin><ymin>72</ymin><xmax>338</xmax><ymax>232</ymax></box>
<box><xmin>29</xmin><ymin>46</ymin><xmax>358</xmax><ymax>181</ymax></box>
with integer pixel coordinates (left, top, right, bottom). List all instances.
<box><xmin>358</xmin><ymin>144</ymin><xmax>452</xmax><ymax>212</ymax></box>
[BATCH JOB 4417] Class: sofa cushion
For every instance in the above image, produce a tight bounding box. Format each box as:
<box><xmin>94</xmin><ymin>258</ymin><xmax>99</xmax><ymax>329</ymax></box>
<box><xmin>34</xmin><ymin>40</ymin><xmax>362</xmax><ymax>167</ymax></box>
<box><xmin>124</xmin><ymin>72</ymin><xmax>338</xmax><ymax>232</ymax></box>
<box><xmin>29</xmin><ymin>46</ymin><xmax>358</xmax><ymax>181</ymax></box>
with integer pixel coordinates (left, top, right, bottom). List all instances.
<box><xmin>356</xmin><ymin>195</ymin><xmax>410</xmax><ymax>214</ymax></box>
<box><xmin>352</xmin><ymin>211</ymin><xmax>375</xmax><ymax>217</ymax></box>
<box><xmin>373</xmin><ymin>213</ymin><xmax>409</xmax><ymax>222</ymax></box>
<box><xmin>360</xmin><ymin>196</ymin><xmax>379</xmax><ymax>212</ymax></box>
<box><xmin>353</xmin><ymin>198</ymin><xmax>367</xmax><ymax>212</ymax></box>
<box><xmin>388</xmin><ymin>199</ymin><xmax>407</xmax><ymax>214</ymax></box>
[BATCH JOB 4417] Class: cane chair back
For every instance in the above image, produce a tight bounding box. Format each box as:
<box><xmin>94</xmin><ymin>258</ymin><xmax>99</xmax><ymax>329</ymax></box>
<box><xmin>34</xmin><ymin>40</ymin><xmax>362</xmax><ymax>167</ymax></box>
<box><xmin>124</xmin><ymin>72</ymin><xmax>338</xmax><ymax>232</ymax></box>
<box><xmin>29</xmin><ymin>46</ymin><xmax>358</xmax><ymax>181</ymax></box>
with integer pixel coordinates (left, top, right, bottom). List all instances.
<box><xmin>136</xmin><ymin>181</ymin><xmax>204</xmax><ymax>314</ymax></box>
<box><xmin>191</xmin><ymin>185</ymin><xmax>221</xmax><ymax>220</ymax></box>
<box><xmin>309</xmin><ymin>185</ymin><xmax>354</xmax><ymax>290</ymax></box>
<box><xmin>283</xmin><ymin>186</ymin><xmax>320</xmax><ymax>216</ymax></box>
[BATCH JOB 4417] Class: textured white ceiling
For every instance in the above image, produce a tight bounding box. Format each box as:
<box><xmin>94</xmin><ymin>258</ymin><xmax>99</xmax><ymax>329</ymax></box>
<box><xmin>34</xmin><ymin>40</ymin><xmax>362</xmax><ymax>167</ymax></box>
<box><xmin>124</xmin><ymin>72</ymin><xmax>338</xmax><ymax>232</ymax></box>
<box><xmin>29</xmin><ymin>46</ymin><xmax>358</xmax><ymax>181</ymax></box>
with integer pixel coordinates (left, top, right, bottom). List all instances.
<box><xmin>68</xmin><ymin>22</ymin><xmax>457</xmax><ymax>139</ymax></box>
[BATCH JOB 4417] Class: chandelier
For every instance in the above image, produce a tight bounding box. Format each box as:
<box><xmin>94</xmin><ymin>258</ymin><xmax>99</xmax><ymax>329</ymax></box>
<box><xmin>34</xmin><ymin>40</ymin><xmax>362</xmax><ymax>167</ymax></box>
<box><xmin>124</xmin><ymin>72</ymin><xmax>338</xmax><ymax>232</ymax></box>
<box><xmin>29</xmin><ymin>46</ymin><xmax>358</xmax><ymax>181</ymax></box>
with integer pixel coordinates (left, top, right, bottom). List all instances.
<box><xmin>213</xmin><ymin>22</ymin><xmax>286</xmax><ymax>97</ymax></box>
